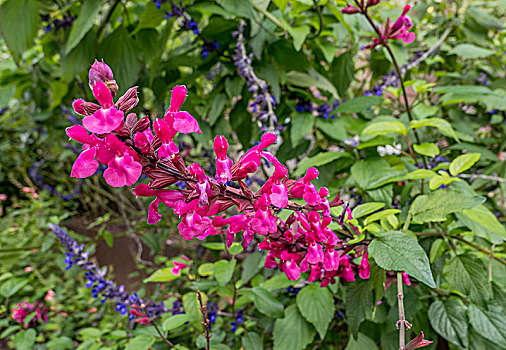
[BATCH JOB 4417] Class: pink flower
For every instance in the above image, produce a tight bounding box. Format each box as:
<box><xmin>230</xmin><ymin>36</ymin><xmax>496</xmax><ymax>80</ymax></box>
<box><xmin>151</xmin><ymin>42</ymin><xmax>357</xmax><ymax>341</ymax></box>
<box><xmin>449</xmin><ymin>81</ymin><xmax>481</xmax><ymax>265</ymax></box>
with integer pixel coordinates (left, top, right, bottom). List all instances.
<box><xmin>188</xmin><ymin>163</ymin><xmax>212</xmax><ymax>207</ymax></box>
<box><xmin>401</xmin><ymin>271</ymin><xmax>411</xmax><ymax>286</ymax></box>
<box><xmin>214</xmin><ymin>136</ymin><xmax>233</xmax><ymax>184</ymax></box>
<box><xmin>306</xmin><ymin>242</ymin><xmax>324</xmax><ymax>264</ymax></box>
<box><xmin>164</xmin><ymin>85</ymin><xmax>201</xmax><ymax>135</ymax></box>
<box><xmin>358</xmin><ymin>251</ymin><xmax>371</xmax><ymax>279</ymax></box>
<box><xmin>282</xmin><ymin>260</ymin><xmax>301</xmax><ymax>281</ymax></box>
<box><xmin>88</xmin><ymin>59</ymin><xmax>114</xmax><ymax>88</ymax></box>
<box><xmin>231</xmin><ymin>133</ymin><xmax>277</xmax><ymax>180</ymax></box>
<box><xmin>338</xmin><ymin>257</ymin><xmax>355</xmax><ymax>282</ymax></box>
<box><xmin>323</xmin><ymin>249</ymin><xmax>340</xmax><ymax>271</ymax></box>
<box><xmin>133</xmin><ymin>184</ymin><xmax>184</xmax><ymax>224</ymax></box>
<box><xmin>24</xmin><ymin>267</ymin><xmax>33</xmax><ymax>272</ymax></box>
<box><xmin>44</xmin><ymin>290</ymin><xmax>55</xmax><ymax>302</ymax></box>
<box><xmin>290</xmin><ymin>167</ymin><xmax>319</xmax><ymax>199</ymax></box>
<box><xmin>104</xmin><ymin>153</ymin><xmax>142</xmax><ymax>187</ymax></box>
<box><xmin>175</xmin><ymin>200</ymin><xmax>215</xmax><ymax>240</ymax></box>
<box><xmin>261</xmin><ymin>163</ymin><xmax>288</xmax><ymax>208</ymax></box>
<box><xmin>249</xmin><ymin>194</ymin><xmax>277</xmax><ymax>235</ymax></box>
<box><xmin>82</xmin><ymin>82</ymin><xmax>124</xmax><ymax>134</ymax></box>
<box><xmin>171</xmin><ymin>260</ymin><xmax>189</xmax><ymax>275</ymax></box>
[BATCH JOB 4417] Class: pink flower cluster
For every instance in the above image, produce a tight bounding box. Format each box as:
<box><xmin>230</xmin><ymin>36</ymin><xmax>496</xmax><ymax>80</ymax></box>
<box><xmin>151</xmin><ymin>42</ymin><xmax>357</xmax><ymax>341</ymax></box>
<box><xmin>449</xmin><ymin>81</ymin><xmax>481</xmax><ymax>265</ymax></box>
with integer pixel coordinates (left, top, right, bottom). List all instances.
<box><xmin>68</xmin><ymin>60</ymin><xmax>371</xmax><ymax>285</ymax></box>
<box><xmin>342</xmin><ymin>2</ymin><xmax>415</xmax><ymax>48</ymax></box>
<box><xmin>12</xmin><ymin>301</ymin><xmax>48</xmax><ymax>328</ymax></box>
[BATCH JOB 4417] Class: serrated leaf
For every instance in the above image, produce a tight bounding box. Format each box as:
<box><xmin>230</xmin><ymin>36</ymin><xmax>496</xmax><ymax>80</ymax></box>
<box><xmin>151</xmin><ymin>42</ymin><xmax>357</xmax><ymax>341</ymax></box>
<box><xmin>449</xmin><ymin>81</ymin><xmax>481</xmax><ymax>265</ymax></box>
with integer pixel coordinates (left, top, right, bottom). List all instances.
<box><xmin>294</xmin><ymin>151</ymin><xmax>348</xmax><ymax>177</ymax></box>
<box><xmin>468</xmin><ymin>305</ymin><xmax>506</xmax><ymax>347</ymax></box>
<box><xmin>428</xmin><ymin>299</ymin><xmax>468</xmax><ymax>347</ymax></box>
<box><xmin>288</xmin><ymin>25</ymin><xmax>310</xmax><ymax>51</ymax></box>
<box><xmin>335</xmin><ymin>96</ymin><xmax>383</xmax><ymax>114</ymax></box>
<box><xmin>273</xmin><ymin>305</ymin><xmax>315</xmax><ymax>350</ymax></box>
<box><xmin>456</xmin><ymin>205</ymin><xmax>506</xmax><ymax>243</ymax></box>
<box><xmin>296</xmin><ymin>284</ymin><xmax>334</xmax><ymax>339</ymax></box>
<box><xmin>214</xmin><ymin>260</ymin><xmax>236</xmax><ymax>286</ymax></box>
<box><xmin>409</xmin><ymin>118</ymin><xmax>459</xmax><ymax>141</ymax></box>
<box><xmin>369</xmin><ymin>231</ymin><xmax>436</xmax><ymax>287</ymax></box>
<box><xmin>241</xmin><ymin>252</ymin><xmax>263</xmax><ymax>284</ymax></box>
<box><xmin>290</xmin><ymin>113</ymin><xmax>314</xmax><ymax>147</ymax></box>
<box><xmin>449</xmin><ymin>44</ymin><xmax>495</xmax><ymax>59</ymax></box>
<box><xmin>345</xmin><ymin>280</ymin><xmax>373</xmax><ymax>338</ymax></box>
<box><xmin>362</xmin><ymin>121</ymin><xmax>407</xmax><ymax>136</ymax></box>
<box><xmin>125</xmin><ymin>335</ymin><xmax>155</xmax><ymax>350</ymax></box>
<box><xmin>413</xmin><ymin>143</ymin><xmax>440</xmax><ymax>157</ymax></box>
<box><xmin>345</xmin><ymin>332</ymin><xmax>379</xmax><ymax>350</ymax></box>
<box><xmin>443</xmin><ymin>254</ymin><xmax>491</xmax><ymax>304</ymax></box>
<box><xmin>0</xmin><ymin>0</ymin><xmax>39</xmax><ymax>62</ymax></box>
<box><xmin>259</xmin><ymin>273</ymin><xmax>294</xmax><ymax>291</ymax></box>
<box><xmin>410</xmin><ymin>189</ymin><xmax>485</xmax><ymax>224</ymax></box>
<box><xmin>242</xmin><ymin>332</ymin><xmax>263</xmax><ymax>350</ymax></box>
<box><xmin>144</xmin><ymin>268</ymin><xmax>179</xmax><ymax>283</ymax></box>
<box><xmin>65</xmin><ymin>0</ymin><xmax>103</xmax><ymax>55</ymax></box>
<box><xmin>162</xmin><ymin>314</ymin><xmax>191</xmax><ymax>332</ymax></box>
<box><xmin>449</xmin><ymin>153</ymin><xmax>480</xmax><ymax>176</ymax></box>
<box><xmin>251</xmin><ymin>287</ymin><xmax>284</xmax><ymax>318</ymax></box>
<box><xmin>352</xmin><ymin>202</ymin><xmax>385</xmax><ymax>219</ymax></box>
<box><xmin>364</xmin><ymin>209</ymin><xmax>401</xmax><ymax>226</ymax></box>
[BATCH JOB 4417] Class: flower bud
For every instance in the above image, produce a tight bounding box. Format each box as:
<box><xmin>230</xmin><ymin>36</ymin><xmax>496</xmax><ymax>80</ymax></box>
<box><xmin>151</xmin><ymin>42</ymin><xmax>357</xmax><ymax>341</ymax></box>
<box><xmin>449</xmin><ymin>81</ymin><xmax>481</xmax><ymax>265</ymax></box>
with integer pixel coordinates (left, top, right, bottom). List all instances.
<box><xmin>341</xmin><ymin>4</ymin><xmax>360</xmax><ymax>14</ymax></box>
<box><xmin>116</xmin><ymin>86</ymin><xmax>139</xmax><ymax>113</ymax></box>
<box><xmin>81</xmin><ymin>102</ymin><xmax>100</xmax><ymax>115</ymax></box>
<box><xmin>214</xmin><ymin>135</ymin><xmax>229</xmax><ymax>160</ymax></box>
<box><xmin>88</xmin><ymin>59</ymin><xmax>114</xmax><ymax>88</ymax></box>
<box><xmin>72</xmin><ymin>99</ymin><xmax>86</xmax><ymax>115</ymax></box>
<box><xmin>366</xmin><ymin>0</ymin><xmax>381</xmax><ymax>7</ymax></box>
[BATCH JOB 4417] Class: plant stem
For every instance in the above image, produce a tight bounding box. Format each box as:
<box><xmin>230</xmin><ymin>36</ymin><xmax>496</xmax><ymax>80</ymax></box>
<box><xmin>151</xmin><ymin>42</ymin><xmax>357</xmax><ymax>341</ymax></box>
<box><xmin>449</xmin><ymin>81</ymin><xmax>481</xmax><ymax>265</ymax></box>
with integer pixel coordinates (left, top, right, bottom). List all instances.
<box><xmin>97</xmin><ymin>0</ymin><xmax>122</xmax><ymax>39</ymax></box>
<box><xmin>397</xmin><ymin>271</ymin><xmax>407</xmax><ymax>350</ymax></box>
<box><xmin>307</xmin><ymin>0</ymin><xmax>323</xmax><ymax>40</ymax></box>
<box><xmin>150</xmin><ymin>318</ymin><xmax>175</xmax><ymax>348</ymax></box>
<box><xmin>197</xmin><ymin>289</ymin><xmax>211</xmax><ymax>350</ymax></box>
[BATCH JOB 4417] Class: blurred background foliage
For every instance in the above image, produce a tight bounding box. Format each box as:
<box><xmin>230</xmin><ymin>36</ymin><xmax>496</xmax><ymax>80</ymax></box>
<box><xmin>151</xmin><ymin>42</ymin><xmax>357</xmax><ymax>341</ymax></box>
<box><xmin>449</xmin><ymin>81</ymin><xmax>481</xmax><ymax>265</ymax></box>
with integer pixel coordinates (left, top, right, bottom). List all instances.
<box><xmin>0</xmin><ymin>0</ymin><xmax>505</xmax><ymax>349</ymax></box>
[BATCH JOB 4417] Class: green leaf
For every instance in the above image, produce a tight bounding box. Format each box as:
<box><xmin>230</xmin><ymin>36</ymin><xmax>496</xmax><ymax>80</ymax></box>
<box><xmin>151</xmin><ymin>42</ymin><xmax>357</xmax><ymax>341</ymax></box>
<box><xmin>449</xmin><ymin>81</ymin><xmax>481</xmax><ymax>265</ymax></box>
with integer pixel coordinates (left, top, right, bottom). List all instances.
<box><xmin>0</xmin><ymin>0</ymin><xmax>39</xmax><ymax>62</ymax></box>
<box><xmin>413</xmin><ymin>143</ymin><xmax>440</xmax><ymax>157</ymax></box>
<box><xmin>345</xmin><ymin>332</ymin><xmax>379</xmax><ymax>350</ymax></box>
<box><xmin>144</xmin><ymin>268</ymin><xmax>179</xmax><ymax>282</ymax></box>
<box><xmin>65</xmin><ymin>0</ymin><xmax>103</xmax><ymax>55</ymax></box>
<box><xmin>45</xmin><ymin>336</ymin><xmax>74</xmax><ymax>350</ymax></box>
<box><xmin>345</xmin><ymin>280</ymin><xmax>373</xmax><ymax>338</ymax></box>
<box><xmin>449</xmin><ymin>153</ymin><xmax>481</xmax><ymax>176</ymax></box>
<box><xmin>468</xmin><ymin>305</ymin><xmax>506</xmax><ymax>347</ymax></box>
<box><xmin>351</xmin><ymin>159</ymin><xmax>406</xmax><ymax>190</ymax></box>
<box><xmin>335</xmin><ymin>96</ymin><xmax>383</xmax><ymax>114</ymax></box>
<box><xmin>330</xmin><ymin>52</ymin><xmax>354</xmax><ymax>97</ymax></box>
<box><xmin>162</xmin><ymin>314</ymin><xmax>191</xmax><ymax>332</ymax></box>
<box><xmin>251</xmin><ymin>287</ymin><xmax>284</xmax><ymax>318</ymax></box>
<box><xmin>290</xmin><ymin>113</ymin><xmax>314</xmax><ymax>147</ymax></box>
<box><xmin>315</xmin><ymin>118</ymin><xmax>348</xmax><ymax>141</ymax></box>
<box><xmin>203</xmin><ymin>242</ymin><xmax>225</xmax><ymax>250</ymax></box>
<box><xmin>410</xmin><ymin>189</ymin><xmax>485</xmax><ymax>224</ymax></box>
<box><xmin>351</xmin><ymin>202</ymin><xmax>385</xmax><ymax>219</ymax></box>
<box><xmin>294</xmin><ymin>152</ymin><xmax>348</xmax><ymax>177</ymax></box>
<box><xmin>443</xmin><ymin>254</ymin><xmax>491</xmax><ymax>304</ymax></box>
<box><xmin>369</xmin><ymin>231</ymin><xmax>436</xmax><ymax>287</ymax></box>
<box><xmin>449</xmin><ymin>44</ymin><xmax>495</xmax><ymax>59</ymax></box>
<box><xmin>135</xmin><ymin>2</ymin><xmax>167</xmax><ymax>32</ymax></box>
<box><xmin>272</xmin><ymin>0</ymin><xmax>288</xmax><ymax>11</ymax></box>
<box><xmin>456</xmin><ymin>205</ymin><xmax>506</xmax><ymax>243</ymax></box>
<box><xmin>125</xmin><ymin>335</ymin><xmax>156</xmax><ymax>350</ymax></box>
<box><xmin>429</xmin><ymin>239</ymin><xmax>446</xmax><ymax>263</ymax></box>
<box><xmin>260</xmin><ymin>273</ymin><xmax>294</xmax><ymax>291</ymax></box>
<box><xmin>241</xmin><ymin>252</ymin><xmax>263</xmax><ymax>284</ymax></box>
<box><xmin>99</xmin><ymin>27</ymin><xmax>142</xmax><ymax>90</ymax></box>
<box><xmin>428</xmin><ymin>299</ymin><xmax>468</xmax><ymax>347</ymax></box>
<box><xmin>364</xmin><ymin>209</ymin><xmax>401</xmax><ymax>226</ymax></box>
<box><xmin>286</xmin><ymin>71</ymin><xmax>338</xmax><ymax>99</ymax></box>
<box><xmin>183</xmin><ymin>292</ymin><xmax>205</xmax><ymax>322</ymax></box>
<box><xmin>242</xmin><ymin>332</ymin><xmax>263</xmax><ymax>350</ymax></box>
<box><xmin>0</xmin><ymin>277</ymin><xmax>29</xmax><ymax>298</ymax></box>
<box><xmin>273</xmin><ymin>305</ymin><xmax>315</xmax><ymax>350</ymax></box>
<box><xmin>208</xmin><ymin>93</ymin><xmax>227</xmax><ymax>126</ymax></box>
<box><xmin>362</xmin><ymin>121</ymin><xmax>407</xmax><ymax>136</ymax></box>
<box><xmin>296</xmin><ymin>284</ymin><xmax>334</xmax><ymax>339</ymax></box>
<box><xmin>214</xmin><ymin>260</ymin><xmax>237</xmax><ymax>286</ymax></box>
<box><xmin>13</xmin><ymin>329</ymin><xmax>36</xmax><ymax>350</ymax></box>
<box><xmin>401</xmin><ymin>169</ymin><xmax>437</xmax><ymax>180</ymax></box>
<box><xmin>198</xmin><ymin>263</ymin><xmax>214</xmax><ymax>277</ymax></box>
<box><xmin>288</xmin><ymin>25</ymin><xmax>310</xmax><ymax>51</ymax></box>
<box><xmin>61</xmin><ymin>30</ymin><xmax>97</xmax><ymax>81</ymax></box>
<box><xmin>409</xmin><ymin>118</ymin><xmax>459</xmax><ymax>141</ymax></box>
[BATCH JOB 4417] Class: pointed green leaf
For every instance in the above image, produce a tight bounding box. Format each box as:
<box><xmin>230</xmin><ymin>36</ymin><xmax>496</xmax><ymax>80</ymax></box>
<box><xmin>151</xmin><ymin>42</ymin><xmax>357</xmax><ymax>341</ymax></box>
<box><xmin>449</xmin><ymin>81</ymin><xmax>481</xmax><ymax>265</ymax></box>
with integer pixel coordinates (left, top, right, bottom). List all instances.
<box><xmin>296</xmin><ymin>284</ymin><xmax>334</xmax><ymax>339</ymax></box>
<box><xmin>251</xmin><ymin>287</ymin><xmax>284</xmax><ymax>318</ymax></box>
<box><xmin>214</xmin><ymin>260</ymin><xmax>236</xmax><ymax>286</ymax></box>
<box><xmin>242</xmin><ymin>332</ymin><xmax>263</xmax><ymax>350</ymax></box>
<box><xmin>449</xmin><ymin>153</ymin><xmax>481</xmax><ymax>176</ymax></box>
<box><xmin>362</xmin><ymin>121</ymin><xmax>407</xmax><ymax>136</ymax></box>
<box><xmin>65</xmin><ymin>0</ymin><xmax>103</xmax><ymax>54</ymax></box>
<box><xmin>273</xmin><ymin>305</ymin><xmax>315</xmax><ymax>350</ymax></box>
<box><xmin>369</xmin><ymin>231</ymin><xmax>436</xmax><ymax>287</ymax></box>
<box><xmin>468</xmin><ymin>305</ymin><xmax>506</xmax><ymax>348</ymax></box>
<box><xmin>345</xmin><ymin>280</ymin><xmax>373</xmax><ymax>338</ymax></box>
<box><xmin>428</xmin><ymin>299</ymin><xmax>468</xmax><ymax>347</ymax></box>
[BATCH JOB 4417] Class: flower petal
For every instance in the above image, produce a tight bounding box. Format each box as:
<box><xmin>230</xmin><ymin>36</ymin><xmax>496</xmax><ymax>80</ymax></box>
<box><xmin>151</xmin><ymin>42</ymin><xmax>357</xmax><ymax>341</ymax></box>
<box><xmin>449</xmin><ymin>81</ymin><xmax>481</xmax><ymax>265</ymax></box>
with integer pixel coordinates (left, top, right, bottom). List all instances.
<box><xmin>173</xmin><ymin>111</ymin><xmax>201</xmax><ymax>134</ymax></box>
<box><xmin>93</xmin><ymin>81</ymin><xmax>113</xmax><ymax>108</ymax></box>
<box><xmin>66</xmin><ymin>125</ymin><xmax>94</xmax><ymax>145</ymax></box>
<box><xmin>71</xmin><ymin>148</ymin><xmax>98</xmax><ymax>178</ymax></box>
<box><xmin>83</xmin><ymin>107</ymin><xmax>124</xmax><ymax>134</ymax></box>
<box><xmin>103</xmin><ymin>154</ymin><xmax>142</xmax><ymax>187</ymax></box>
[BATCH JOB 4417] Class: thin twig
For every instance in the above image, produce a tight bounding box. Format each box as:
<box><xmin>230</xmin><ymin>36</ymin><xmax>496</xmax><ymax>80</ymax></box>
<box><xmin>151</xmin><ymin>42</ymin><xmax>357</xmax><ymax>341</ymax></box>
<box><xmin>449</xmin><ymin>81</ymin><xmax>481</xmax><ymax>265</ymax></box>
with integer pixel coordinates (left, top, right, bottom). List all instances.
<box><xmin>97</xmin><ymin>0</ymin><xmax>122</xmax><ymax>39</ymax></box>
<box><xmin>397</xmin><ymin>272</ymin><xmax>406</xmax><ymax>350</ymax></box>
<box><xmin>196</xmin><ymin>289</ymin><xmax>211</xmax><ymax>350</ymax></box>
<box><xmin>458</xmin><ymin>173</ymin><xmax>506</xmax><ymax>183</ymax></box>
<box><xmin>307</xmin><ymin>0</ymin><xmax>323</xmax><ymax>40</ymax></box>
<box><xmin>150</xmin><ymin>318</ymin><xmax>175</xmax><ymax>348</ymax></box>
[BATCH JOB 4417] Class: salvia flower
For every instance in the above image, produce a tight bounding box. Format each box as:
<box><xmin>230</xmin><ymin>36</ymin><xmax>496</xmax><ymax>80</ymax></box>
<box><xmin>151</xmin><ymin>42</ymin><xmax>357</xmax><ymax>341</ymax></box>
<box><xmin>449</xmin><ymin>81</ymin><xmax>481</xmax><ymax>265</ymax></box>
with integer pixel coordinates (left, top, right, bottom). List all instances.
<box><xmin>12</xmin><ymin>301</ymin><xmax>49</xmax><ymax>328</ymax></box>
<box><xmin>50</xmin><ymin>224</ymin><xmax>166</xmax><ymax>320</ymax></box>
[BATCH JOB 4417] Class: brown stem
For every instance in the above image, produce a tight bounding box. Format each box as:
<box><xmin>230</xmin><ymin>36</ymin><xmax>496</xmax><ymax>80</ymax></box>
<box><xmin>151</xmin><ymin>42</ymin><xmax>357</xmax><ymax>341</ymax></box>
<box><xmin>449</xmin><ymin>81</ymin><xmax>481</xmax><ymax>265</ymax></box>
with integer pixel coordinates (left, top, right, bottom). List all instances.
<box><xmin>415</xmin><ymin>232</ymin><xmax>506</xmax><ymax>265</ymax></box>
<box><xmin>397</xmin><ymin>271</ymin><xmax>407</xmax><ymax>350</ymax></box>
<box><xmin>197</xmin><ymin>289</ymin><xmax>211</xmax><ymax>350</ymax></box>
<box><xmin>150</xmin><ymin>319</ymin><xmax>175</xmax><ymax>348</ymax></box>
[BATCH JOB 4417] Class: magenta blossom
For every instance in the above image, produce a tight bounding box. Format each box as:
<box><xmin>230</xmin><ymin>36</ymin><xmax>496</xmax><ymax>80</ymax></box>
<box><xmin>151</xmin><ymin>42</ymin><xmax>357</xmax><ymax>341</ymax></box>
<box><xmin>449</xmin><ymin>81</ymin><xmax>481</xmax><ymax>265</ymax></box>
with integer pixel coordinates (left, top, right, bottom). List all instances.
<box><xmin>214</xmin><ymin>135</ymin><xmax>233</xmax><ymax>184</ymax></box>
<box><xmin>405</xmin><ymin>332</ymin><xmax>433</xmax><ymax>350</ymax></box>
<box><xmin>358</xmin><ymin>251</ymin><xmax>371</xmax><ymax>279</ymax></box>
<box><xmin>80</xmin><ymin>82</ymin><xmax>124</xmax><ymax>134</ymax></box>
<box><xmin>164</xmin><ymin>85</ymin><xmax>201</xmax><ymax>135</ymax></box>
<box><xmin>12</xmin><ymin>301</ymin><xmax>48</xmax><ymax>328</ymax></box>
